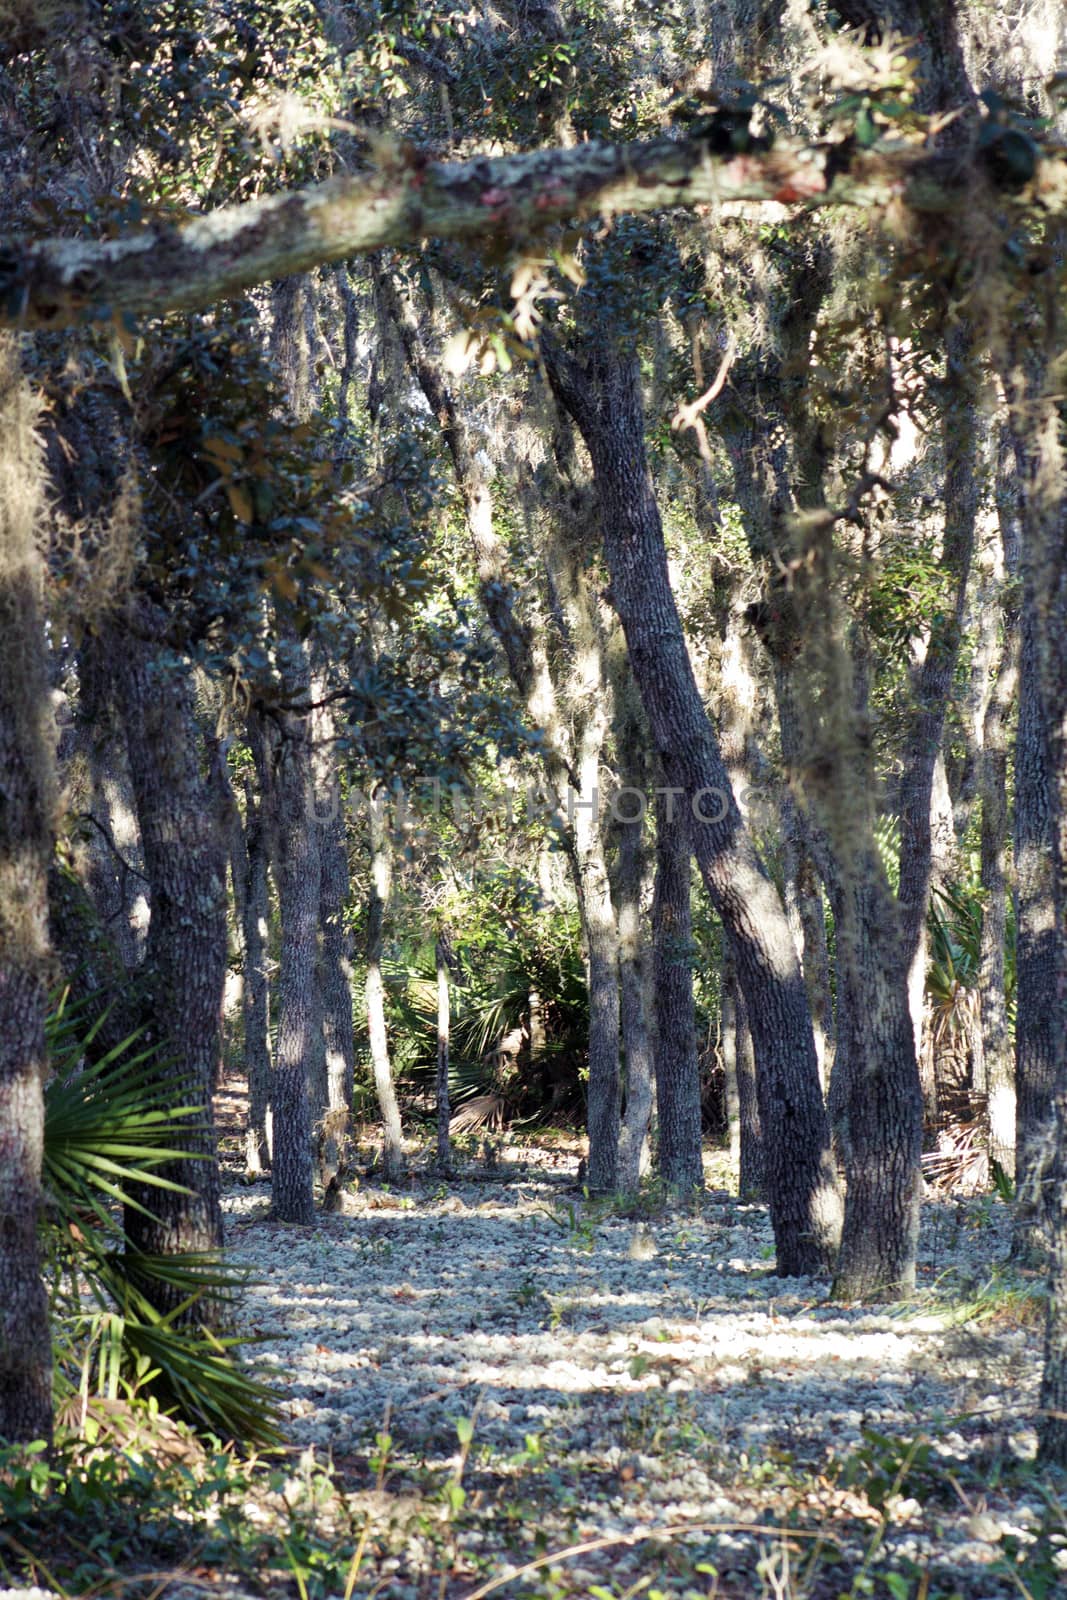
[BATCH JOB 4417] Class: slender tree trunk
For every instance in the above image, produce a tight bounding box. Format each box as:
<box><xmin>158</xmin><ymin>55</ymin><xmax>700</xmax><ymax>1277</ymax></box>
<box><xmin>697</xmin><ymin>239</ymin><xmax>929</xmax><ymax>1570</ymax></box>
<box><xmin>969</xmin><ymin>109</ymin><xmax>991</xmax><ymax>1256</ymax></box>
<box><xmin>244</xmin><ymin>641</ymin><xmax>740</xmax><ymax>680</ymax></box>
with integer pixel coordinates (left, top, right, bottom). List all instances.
<box><xmin>113</xmin><ymin>610</ymin><xmax>227</xmax><ymax>1295</ymax></box>
<box><xmin>436</xmin><ymin>931</ymin><xmax>452</xmax><ymax>1173</ymax></box>
<box><xmin>266</xmin><ymin>674</ymin><xmax>319</xmax><ymax>1226</ymax></box>
<box><xmin>897</xmin><ymin>331</ymin><xmax>979</xmax><ymax>1058</ymax></box>
<box><xmin>1007</xmin><ymin>423</ymin><xmax>1059</xmax><ymax>1258</ymax></box>
<box><xmin>366</xmin><ymin>786</ymin><xmax>405</xmax><ymax>1179</ymax></box>
<box><xmin>979</xmin><ymin>615</ymin><xmax>1019</xmax><ymax>1177</ymax></box>
<box><xmin>651</xmin><ymin>789</ymin><xmax>703</xmax><ymax>1194</ymax></box>
<box><xmin>0</xmin><ymin>343</ymin><xmax>53</xmax><ymax>1444</ymax></box>
<box><xmin>614</xmin><ymin>801</ymin><xmax>654</xmax><ymax>1195</ymax></box>
<box><xmin>547</xmin><ymin>340</ymin><xmax>841</xmax><ymax>1275</ymax></box>
<box><xmin>312</xmin><ymin>686</ymin><xmax>354</xmax><ymax>1180</ymax></box>
<box><xmin>722</xmin><ymin>946</ymin><xmax>764</xmax><ymax>1201</ymax></box>
<box><xmin>240</xmin><ymin>724</ymin><xmax>272</xmax><ymax>1175</ymax></box>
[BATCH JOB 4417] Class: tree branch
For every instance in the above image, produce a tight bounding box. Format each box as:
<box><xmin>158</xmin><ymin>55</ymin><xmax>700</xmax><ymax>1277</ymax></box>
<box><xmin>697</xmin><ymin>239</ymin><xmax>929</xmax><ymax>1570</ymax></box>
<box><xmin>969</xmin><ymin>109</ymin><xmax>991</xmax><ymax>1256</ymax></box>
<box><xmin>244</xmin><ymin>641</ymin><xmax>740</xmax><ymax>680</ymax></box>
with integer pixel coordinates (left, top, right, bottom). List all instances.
<box><xmin>0</xmin><ymin>132</ymin><xmax>955</xmax><ymax>331</ymax></box>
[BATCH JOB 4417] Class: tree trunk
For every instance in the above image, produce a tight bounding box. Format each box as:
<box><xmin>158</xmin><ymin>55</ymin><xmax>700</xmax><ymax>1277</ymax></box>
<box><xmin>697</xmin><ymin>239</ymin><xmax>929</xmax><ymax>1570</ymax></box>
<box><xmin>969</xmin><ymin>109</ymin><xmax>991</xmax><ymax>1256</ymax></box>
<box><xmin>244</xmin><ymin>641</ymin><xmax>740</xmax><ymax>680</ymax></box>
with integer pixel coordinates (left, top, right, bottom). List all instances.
<box><xmin>723</xmin><ymin>946</ymin><xmax>764</xmax><ymax>1201</ymax></box>
<box><xmin>312</xmin><ymin>685</ymin><xmax>354</xmax><ymax>1182</ymax></box>
<box><xmin>1006</xmin><ymin>420</ymin><xmax>1059</xmax><ymax>1259</ymax></box>
<box><xmin>1012</xmin><ymin>373</ymin><xmax>1067</xmax><ymax>1465</ymax></box>
<box><xmin>240</xmin><ymin>719</ymin><xmax>272</xmax><ymax>1175</ymax></box>
<box><xmin>436</xmin><ymin>931</ymin><xmax>452</xmax><ymax>1174</ymax></box>
<box><xmin>366</xmin><ymin>786</ymin><xmax>405</xmax><ymax>1180</ymax></box>
<box><xmin>78</xmin><ymin>637</ymin><xmax>149</xmax><ymax>973</ymax></box>
<box><xmin>0</xmin><ymin>342</ymin><xmax>53</xmax><ymax>1445</ymax></box>
<box><xmin>978</xmin><ymin>611</ymin><xmax>1019</xmax><ymax>1177</ymax></box>
<box><xmin>651</xmin><ymin>789</ymin><xmax>703</xmax><ymax>1195</ymax></box>
<box><xmin>112</xmin><ymin>610</ymin><xmax>228</xmax><ymax>1306</ymax></box>
<box><xmin>547</xmin><ymin>340</ymin><xmax>841</xmax><ymax>1276</ymax></box>
<box><xmin>614</xmin><ymin>801</ymin><xmax>654</xmax><ymax>1196</ymax></box>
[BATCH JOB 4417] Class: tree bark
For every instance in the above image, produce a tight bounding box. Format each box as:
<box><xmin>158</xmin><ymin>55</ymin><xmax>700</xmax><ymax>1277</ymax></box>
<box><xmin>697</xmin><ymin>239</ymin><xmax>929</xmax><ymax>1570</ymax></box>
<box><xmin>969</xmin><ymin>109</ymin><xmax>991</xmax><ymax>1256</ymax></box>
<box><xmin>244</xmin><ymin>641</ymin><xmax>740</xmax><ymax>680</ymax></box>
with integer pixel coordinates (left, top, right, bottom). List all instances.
<box><xmin>366</xmin><ymin>785</ymin><xmax>405</xmax><ymax>1180</ymax></box>
<box><xmin>613</xmin><ymin>796</ymin><xmax>654</xmax><ymax>1196</ymax></box>
<box><xmin>1012</xmin><ymin>373</ymin><xmax>1067</xmax><ymax>1465</ymax></box>
<box><xmin>240</xmin><ymin>716</ymin><xmax>273</xmax><ymax>1176</ymax></box>
<box><xmin>0</xmin><ymin>341</ymin><xmax>53</xmax><ymax>1445</ymax></box>
<box><xmin>112</xmin><ymin>609</ymin><xmax>227</xmax><ymax>1298</ymax></box>
<box><xmin>312</xmin><ymin>685</ymin><xmax>355</xmax><ymax>1182</ymax></box>
<box><xmin>435</xmin><ymin>931</ymin><xmax>452</xmax><ymax>1174</ymax></box>
<box><xmin>722</xmin><ymin>945</ymin><xmax>764</xmax><ymax>1201</ymax></box>
<box><xmin>978</xmin><ymin>595</ymin><xmax>1019</xmax><ymax>1177</ymax></box>
<box><xmin>651</xmin><ymin>789</ymin><xmax>703</xmax><ymax>1195</ymax></box>
<box><xmin>1</xmin><ymin>130</ymin><xmax>974</xmax><ymax>332</ymax></box>
<box><xmin>546</xmin><ymin>340</ymin><xmax>841</xmax><ymax>1276</ymax></box>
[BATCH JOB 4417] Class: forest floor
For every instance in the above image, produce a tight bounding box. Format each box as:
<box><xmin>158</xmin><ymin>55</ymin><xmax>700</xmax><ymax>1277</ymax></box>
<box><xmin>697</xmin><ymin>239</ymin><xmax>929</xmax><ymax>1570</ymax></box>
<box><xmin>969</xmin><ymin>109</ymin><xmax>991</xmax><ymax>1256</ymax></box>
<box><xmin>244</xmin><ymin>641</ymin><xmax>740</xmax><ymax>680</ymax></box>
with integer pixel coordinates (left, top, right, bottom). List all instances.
<box><xmin>207</xmin><ymin>1114</ymin><xmax>1065</xmax><ymax>1600</ymax></box>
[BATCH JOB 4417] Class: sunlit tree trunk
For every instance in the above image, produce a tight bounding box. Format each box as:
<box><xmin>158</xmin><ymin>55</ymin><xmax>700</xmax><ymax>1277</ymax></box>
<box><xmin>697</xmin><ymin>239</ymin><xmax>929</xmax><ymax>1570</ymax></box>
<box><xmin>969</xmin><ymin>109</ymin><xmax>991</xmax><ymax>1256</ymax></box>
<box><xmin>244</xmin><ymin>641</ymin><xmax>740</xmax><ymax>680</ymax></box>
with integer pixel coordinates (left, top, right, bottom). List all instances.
<box><xmin>366</xmin><ymin>785</ymin><xmax>405</xmax><ymax>1180</ymax></box>
<box><xmin>0</xmin><ymin>342</ymin><xmax>53</xmax><ymax>1445</ymax></box>
<box><xmin>614</xmin><ymin>796</ymin><xmax>654</xmax><ymax>1196</ymax></box>
<box><xmin>312</xmin><ymin>683</ymin><xmax>354</xmax><ymax>1181</ymax></box>
<box><xmin>435</xmin><ymin>930</ymin><xmax>452</xmax><ymax>1174</ymax></box>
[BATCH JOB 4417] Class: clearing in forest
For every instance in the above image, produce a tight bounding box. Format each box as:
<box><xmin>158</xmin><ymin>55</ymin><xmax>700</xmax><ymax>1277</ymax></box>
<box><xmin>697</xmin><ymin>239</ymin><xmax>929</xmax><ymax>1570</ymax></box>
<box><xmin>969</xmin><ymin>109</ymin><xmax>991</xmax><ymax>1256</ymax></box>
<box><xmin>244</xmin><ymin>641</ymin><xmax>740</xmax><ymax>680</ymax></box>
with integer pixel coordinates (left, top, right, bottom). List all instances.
<box><xmin>222</xmin><ymin>1146</ymin><xmax>1055</xmax><ymax>1600</ymax></box>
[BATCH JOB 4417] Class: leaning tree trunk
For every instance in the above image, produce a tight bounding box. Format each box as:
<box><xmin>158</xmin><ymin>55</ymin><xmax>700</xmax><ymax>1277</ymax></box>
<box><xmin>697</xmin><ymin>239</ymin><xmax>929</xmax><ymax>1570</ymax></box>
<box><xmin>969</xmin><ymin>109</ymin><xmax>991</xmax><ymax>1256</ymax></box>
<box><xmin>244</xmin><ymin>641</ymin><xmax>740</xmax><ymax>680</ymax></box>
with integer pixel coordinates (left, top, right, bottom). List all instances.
<box><xmin>547</xmin><ymin>339</ymin><xmax>841</xmax><ymax>1276</ymax></box>
<box><xmin>115</xmin><ymin>610</ymin><xmax>228</xmax><ymax>1288</ymax></box>
<box><xmin>366</xmin><ymin>785</ymin><xmax>405</xmax><ymax>1180</ymax></box>
<box><xmin>0</xmin><ymin>342</ymin><xmax>54</xmax><ymax>1445</ymax></box>
<box><xmin>651</xmin><ymin>789</ymin><xmax>703</xmax><ymax>1195</ymax></box>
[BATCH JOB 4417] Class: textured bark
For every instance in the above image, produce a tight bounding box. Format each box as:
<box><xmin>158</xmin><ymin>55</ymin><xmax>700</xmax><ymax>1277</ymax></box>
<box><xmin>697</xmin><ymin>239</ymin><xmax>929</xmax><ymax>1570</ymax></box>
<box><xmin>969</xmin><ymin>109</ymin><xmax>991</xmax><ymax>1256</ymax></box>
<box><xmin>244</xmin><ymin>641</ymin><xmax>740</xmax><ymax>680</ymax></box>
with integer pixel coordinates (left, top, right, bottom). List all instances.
<box><xmin>978</xmin><ymin>588</ymin><xmax>1019</xmax><ymax>1176</ymax></box>
<box><xmin>547</xmin><ymin>341</ymin><xmax>841</xmax><ymax>1275</ymax></box>
<box><xmin>1020</xmin><ymin>381</ymin><xmax>1067</xmax><ymax>1464</ymax></box>
<box><xmin>366</xmin><ymin>787</ymin><xmax>405</xmax><ymax>1180</ymax></box>
<box><xmin>723</xmin><ymin>947</ymin><xmax>764</xmax><ymax>1201</ymax></box>
<box><xmin>113</xmin><ymin>610</ymin><xmax>227</xmax><ymax>1297</ymax></box>
<box><xmin>651</xmin><ymin>790</ymin><xmax>703</xmax><ymax>1195</ymax></box>
<box><xmin>435</xmin><ymin>932</ymin><xmax>452</xmax><ymax>1174</ymax></box>
<box><xmin>1</xmin><ymin>130</ymin><xmax>978</xmax><ymax>331</ymax></box>
<box><xmin>614</xmin><ymin>801</ymin><xmax>654</xmax><ymax>1196</ymax></box>
<box><xmin>312</xmin><ymin>686</ymin><xmax>355</xmax><ymax>1180</ymax></box>
<box><xmin>0</xmin><ymin>344</ymin><xmax>53</xmax><ymax>1444</ymax></box>
<box><xmin>240</xmin><ymin>718</ymin><xmax>272</xmax><ymax>1176</ymax></box>
<box><xmin>78</xmin><ymin>640</ymin><xmax>149</xmax><ymax>973</ymax></box>
<box><xmin>265</xmin><ymin>677</ymin><xmax>319</xmax><ymax>1226</ymax></box>
<box><xmin>1003</xmin><ymin>408</ymin><xmax>1059</xmax><ymax>1257</ymax></box>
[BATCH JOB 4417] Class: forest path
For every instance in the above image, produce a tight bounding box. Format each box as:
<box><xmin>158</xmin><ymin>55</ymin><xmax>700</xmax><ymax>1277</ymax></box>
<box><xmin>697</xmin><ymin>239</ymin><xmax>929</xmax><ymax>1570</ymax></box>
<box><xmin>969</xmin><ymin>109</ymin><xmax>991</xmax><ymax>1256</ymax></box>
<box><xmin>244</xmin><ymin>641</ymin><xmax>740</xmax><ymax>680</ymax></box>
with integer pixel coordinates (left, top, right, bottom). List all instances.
<box><xmin>222</xmin><ymin>1154</ymin><xmax>1050</xmax><ymax>1599</ymax></box>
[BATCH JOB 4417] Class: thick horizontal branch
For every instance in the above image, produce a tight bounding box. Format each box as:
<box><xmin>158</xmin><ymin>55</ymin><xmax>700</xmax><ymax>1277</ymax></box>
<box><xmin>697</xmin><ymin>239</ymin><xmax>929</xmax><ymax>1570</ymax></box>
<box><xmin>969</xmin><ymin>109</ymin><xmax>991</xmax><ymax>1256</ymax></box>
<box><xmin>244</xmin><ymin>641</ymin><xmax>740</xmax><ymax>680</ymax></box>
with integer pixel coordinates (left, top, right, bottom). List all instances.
<box><xmin>0</xmin><ymin>130</ymin><xmax>1024</xmax><ymax>330</ymax></box>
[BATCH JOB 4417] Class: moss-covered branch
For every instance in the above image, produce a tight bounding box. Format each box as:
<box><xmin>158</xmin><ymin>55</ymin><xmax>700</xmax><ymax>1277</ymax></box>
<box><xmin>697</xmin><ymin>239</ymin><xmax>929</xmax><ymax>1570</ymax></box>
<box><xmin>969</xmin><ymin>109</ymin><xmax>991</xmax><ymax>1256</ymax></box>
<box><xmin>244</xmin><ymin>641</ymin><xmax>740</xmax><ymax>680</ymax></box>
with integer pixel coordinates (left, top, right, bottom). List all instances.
<box><xmin>0</xmin><ymin>131</ymin><xmax>982</xmax><ymax>331</ymax></box>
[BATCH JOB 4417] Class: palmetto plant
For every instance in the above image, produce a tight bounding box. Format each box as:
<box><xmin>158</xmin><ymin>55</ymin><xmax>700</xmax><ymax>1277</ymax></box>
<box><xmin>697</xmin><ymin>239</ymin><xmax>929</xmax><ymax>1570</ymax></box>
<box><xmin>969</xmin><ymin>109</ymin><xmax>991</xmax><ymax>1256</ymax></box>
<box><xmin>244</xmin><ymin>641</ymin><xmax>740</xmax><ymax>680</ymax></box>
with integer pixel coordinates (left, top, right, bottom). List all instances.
<box><xmin>385</xmin><ymin>908</ymin><xmax>589</xmax><ymax>1124</ymax></box>
<box><xmin>42</xmin><ymin>993</ymin><xmax>281</xmax><ymax>1447</ymax></box>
